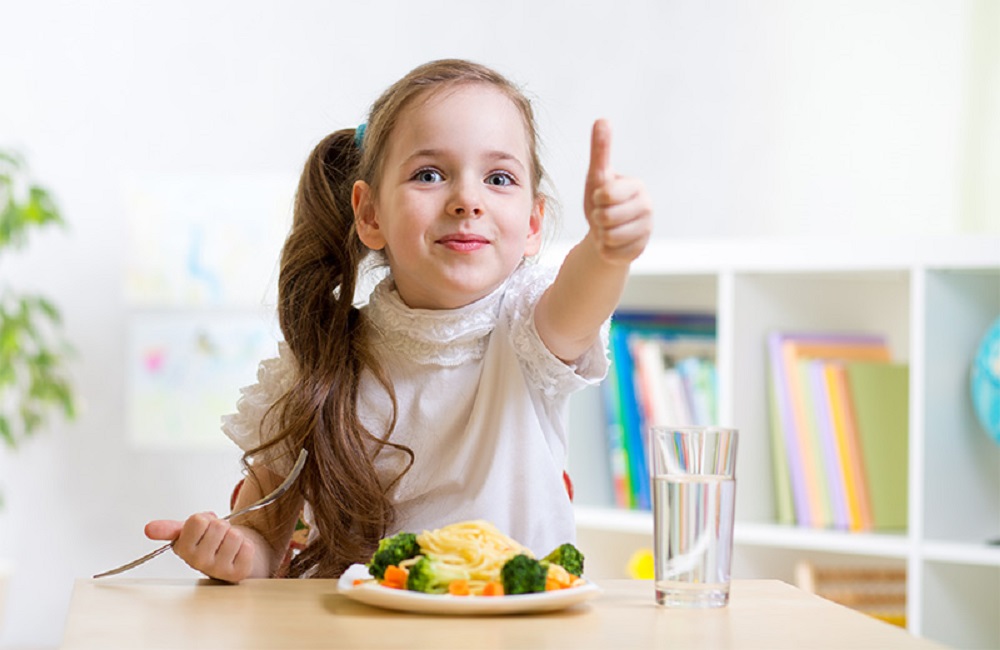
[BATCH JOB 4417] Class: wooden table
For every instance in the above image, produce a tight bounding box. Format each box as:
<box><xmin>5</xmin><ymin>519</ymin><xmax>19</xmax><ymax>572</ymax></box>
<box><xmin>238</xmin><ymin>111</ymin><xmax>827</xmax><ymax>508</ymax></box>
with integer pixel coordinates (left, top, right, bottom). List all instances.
<box><xmin>61</xmin><ymin>578</ymin><xmax>945</xmax><ymax>649</ymax></box>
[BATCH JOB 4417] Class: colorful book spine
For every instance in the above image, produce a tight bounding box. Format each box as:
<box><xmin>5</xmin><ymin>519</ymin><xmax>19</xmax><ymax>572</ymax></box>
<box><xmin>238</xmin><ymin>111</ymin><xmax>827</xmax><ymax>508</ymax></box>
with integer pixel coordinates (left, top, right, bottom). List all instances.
<box><xmin>609</xmin><ymin>322</ymin><xmax>649</xmax><ymax>510</ymax></box>
<box><xmin>766</xmin><ymin>332</ymin><xmax>799</xmax><ymax>526</ymax></box>
<box><xmin>600</xmin><ymin>330</ymin><xmax>632</xmax><ymax>509</ymax></box>
<box><xmin>825</xmin><ymin>362</ymin><xmax>873</xmax><ymax>531</ymax></box>
<box><xmin>602</xmin><ymin>311</ymin><xmax>717</xmax><ymax>510</ymax></box>
<box><xmin>785</xmin><ymin>346</ymin><xmax>833</xmax><ymax>528</ymax></box>
<box><xmin>808</xmin><ymin>360</ymin><xmax>850</xmax><ymax>530</ymax></box>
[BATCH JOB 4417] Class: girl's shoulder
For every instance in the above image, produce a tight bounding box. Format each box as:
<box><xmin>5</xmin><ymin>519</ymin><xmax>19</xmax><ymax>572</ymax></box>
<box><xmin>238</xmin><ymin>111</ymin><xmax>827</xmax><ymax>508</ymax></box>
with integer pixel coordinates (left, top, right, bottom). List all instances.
<box><xmin>221</xmin><ymin>342</ymin><xmax>299</xmax><ymax>452</ymax></box>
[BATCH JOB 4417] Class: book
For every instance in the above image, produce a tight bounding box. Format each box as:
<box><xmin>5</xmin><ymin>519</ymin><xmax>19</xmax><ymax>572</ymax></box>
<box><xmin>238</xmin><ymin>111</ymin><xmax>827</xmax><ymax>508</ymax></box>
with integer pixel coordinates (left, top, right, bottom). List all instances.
<box><xmin>629</xmin><ymin>336</ymin><xmax>671</xmax><ymax>429</ymax></box>
<box><xmin>766</xmin><ymin>353</ymin><xmax>796</xmax><ymax>525</ymax></box>
<box><xmin>600</xmin><ymin>331</ymin><xmax>632</xmax><ymax>509</ymax></box>
<box><xmin>846</xmin><ymin>361</ymin><xmax>909</xmax><ymax>531</ymax></box>
<box><xmin>609</xmin><ymin>321</ymin><xmax>647</xmax><ymax>509</ymax></box>
<box><xmin>806</xmin><ymin>359</ymin><xmax>850</xmax><ymax>530</ymax></box>
<box><xmin>767</xmin><ymin>332</ymin><xmax>889</xmax><ymax>528</ymax></box>
<box><xmin>677</xmin><ymin>356</ymin><xmax>716</xmax><ymax>426</ymax></box>
<box><xmin>795</xmin><ymin>359</ymin><xmax>836</xmax><ymax>527</ymax></box>
<box><xmin>825</xmin><ymin>362</ymin><xmax>874</xmax><ymax>531</ymax></box>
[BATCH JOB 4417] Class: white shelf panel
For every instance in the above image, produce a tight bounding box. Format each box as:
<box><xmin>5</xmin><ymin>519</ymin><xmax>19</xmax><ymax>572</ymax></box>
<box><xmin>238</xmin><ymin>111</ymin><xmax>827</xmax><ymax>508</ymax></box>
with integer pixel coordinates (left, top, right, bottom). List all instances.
<box><xmin>574</xmin><ymin>507</ymin><xmax>912</xmax><ymax>559</ymax></box>
<box><xmin>921</xmin><ymin>541</ymin><xmax>1000</xmax><ymax>567</ymax></box>
<box><xmin>734</xmin><ymin>523</ymin><xmax>911</xmax><ymax>559</ymax></box>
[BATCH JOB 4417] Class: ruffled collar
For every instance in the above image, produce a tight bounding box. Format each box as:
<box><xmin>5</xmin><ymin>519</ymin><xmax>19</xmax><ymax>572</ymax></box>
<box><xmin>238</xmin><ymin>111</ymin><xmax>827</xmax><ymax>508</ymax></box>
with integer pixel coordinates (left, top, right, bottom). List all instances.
<box><xmin>363</xmin><ymin>276</ymin><xmax>507</xmax><ymax>366</ymax></box>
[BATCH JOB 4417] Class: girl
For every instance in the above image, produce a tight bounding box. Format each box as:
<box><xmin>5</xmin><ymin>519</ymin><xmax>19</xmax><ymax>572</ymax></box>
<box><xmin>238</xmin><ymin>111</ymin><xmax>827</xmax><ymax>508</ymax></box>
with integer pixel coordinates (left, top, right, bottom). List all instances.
<box><xmin>145</xmin><ymin>59</ymin><xmax>652</xmax><ymax>582</ymax></box>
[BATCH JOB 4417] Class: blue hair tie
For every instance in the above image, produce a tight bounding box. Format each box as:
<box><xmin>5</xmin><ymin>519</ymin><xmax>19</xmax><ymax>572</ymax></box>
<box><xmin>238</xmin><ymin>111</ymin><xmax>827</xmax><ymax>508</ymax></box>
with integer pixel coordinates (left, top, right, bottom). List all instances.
<box><xmin>354</xmin><ymin>123</ymin><xmax>367</xmax><ymax>150</ymax></box>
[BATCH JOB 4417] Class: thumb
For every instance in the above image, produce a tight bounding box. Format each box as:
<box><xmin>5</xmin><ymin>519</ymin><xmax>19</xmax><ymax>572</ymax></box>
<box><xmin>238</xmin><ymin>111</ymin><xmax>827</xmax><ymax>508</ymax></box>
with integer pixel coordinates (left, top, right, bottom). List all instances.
<box><xmin>144</xmin><ymin>519</ymin><xmax>183</xmax><ymax>542</ymax></box>
<box><xmin>587</xmin><ymin>119</ymin><xmax>613</xmax><ymax>187</ymax></box>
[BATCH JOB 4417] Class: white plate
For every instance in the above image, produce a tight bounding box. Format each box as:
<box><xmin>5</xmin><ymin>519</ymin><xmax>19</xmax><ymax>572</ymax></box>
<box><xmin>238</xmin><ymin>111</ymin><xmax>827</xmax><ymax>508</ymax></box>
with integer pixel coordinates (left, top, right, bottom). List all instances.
<box><xmin>337</xmin><ymin>564</ymin><xmax>601</xmax><ymax>615</ymax></box>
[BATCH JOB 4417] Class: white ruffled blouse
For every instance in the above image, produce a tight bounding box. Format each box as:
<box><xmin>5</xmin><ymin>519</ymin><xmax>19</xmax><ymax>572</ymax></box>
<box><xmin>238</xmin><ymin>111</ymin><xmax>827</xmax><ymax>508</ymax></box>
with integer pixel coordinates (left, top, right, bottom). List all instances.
<box><xmin>221</xmin><ymin>263</ymin><xmax>609</xmax><ymax>556</ymax></box>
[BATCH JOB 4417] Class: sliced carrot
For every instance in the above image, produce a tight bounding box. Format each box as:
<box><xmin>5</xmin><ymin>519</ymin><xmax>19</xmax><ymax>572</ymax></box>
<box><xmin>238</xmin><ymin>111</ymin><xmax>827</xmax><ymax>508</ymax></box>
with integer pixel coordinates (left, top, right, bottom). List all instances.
<box><xmin>546</xmin><ymin>577</ymin><xmax>563</xmax><ymax>591</ymax></box>
<box><xmin>448</xmin><ymin>579</ymin><xmax>471</xmax><ymax>596</ymax></box>
<box><xmin>382</xmin><ymin>565</ymin><xmax>409</xmax><ymax>589</ymax></box>
<box><xmin>482</xmin><ymin>581</ymin><xmax>505</xmax><ymax>597</ymax></box>
<box><xmin>352</xmin><ymin>579</ymin><xmax>365</xmax><ymax>587</ymax></box>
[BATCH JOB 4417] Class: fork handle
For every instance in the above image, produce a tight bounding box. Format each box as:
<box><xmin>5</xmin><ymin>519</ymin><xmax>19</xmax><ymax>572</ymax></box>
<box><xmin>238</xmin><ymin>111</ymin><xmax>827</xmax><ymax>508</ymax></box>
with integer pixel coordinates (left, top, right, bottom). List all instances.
<box><xmin>92</xmin><ymin>542</ymin><xmax>174</xmax><ymax>578</ymax></box>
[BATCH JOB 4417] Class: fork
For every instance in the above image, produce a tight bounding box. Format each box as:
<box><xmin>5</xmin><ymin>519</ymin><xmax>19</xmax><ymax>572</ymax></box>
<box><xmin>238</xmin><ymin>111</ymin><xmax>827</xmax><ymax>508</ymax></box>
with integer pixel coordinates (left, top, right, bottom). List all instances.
<box><xmin>93</xmin><ymin>449</ymin><xmax>309</xmax><ymax>579</ymax></box>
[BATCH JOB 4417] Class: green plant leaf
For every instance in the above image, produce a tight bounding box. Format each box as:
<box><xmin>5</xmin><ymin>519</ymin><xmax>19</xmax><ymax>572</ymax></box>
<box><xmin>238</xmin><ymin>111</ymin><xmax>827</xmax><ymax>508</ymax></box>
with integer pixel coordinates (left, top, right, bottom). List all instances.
<box><xmin>0</xmin><ymin>365</ymin><xmax>13</xmax><ymax>386</ymax></box>
<box><xmin>27</xmin><ymin>186</ymin><xmax>63</xmax><ymax>227</ymax></box>
<box><xmin>33</xmin><ymin>296</ymin><xmax>62</xmax><ymax>323</ymax></box>
<box><xmin>0</xmin><ymin>149</ymin><xmax>65</xmax><ymax>254</ymax></box>
<box><xmin>0</xmin><ymin>148</ymin><xmax>76</xmax><ymax>455</ymax></box>
<box><xmin>0</xmin><ymin>198</ymin><xmax>18</xmax><ymax>249</ymax></box>
<box><xmin>0</xmin><ymin>415</ymin><xmax>14</xmax><ymax>448</ymax></box>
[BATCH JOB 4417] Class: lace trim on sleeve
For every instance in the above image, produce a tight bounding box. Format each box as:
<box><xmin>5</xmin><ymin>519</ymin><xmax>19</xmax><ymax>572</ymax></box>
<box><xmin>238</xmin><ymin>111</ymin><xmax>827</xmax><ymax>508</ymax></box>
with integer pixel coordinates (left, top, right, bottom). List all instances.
<box><xmin>220</xmin><ymin>342</ymin><xmax>298</xmax><ymax>454</ymax></box>
<box><xmin>506</xmin><ymin>264</ymin><xmax>611</xmax><ymax>399</ymax></box>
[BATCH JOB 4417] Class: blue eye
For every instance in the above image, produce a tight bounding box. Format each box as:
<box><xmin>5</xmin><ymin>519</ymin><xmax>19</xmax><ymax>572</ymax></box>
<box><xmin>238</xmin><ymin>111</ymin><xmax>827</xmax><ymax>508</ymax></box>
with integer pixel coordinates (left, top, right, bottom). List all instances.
<box><xmin>486</xmin><ymin>172</ymin><xmax>515</xmax><ymax>187</ymax></box>
<box><xmin>414</xmin><ymin>168</ymin><xmax>443</xmax><ymax>183</ymax></box>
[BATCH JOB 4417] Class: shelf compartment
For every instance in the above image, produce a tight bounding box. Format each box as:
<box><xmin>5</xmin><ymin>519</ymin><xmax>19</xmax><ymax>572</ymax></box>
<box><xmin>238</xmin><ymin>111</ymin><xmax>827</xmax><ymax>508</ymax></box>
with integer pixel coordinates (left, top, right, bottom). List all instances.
<box><xmin>729</xmin><ymin>270</ymin><xmax>911</xmax><ymax>527</ymax></box>
<box><xmin>920</xmin><ymin>561</ymin><xmax>999</xmax><ymax>649</ymax></box>
<box><xmin>921</xmin><ymin>269</ymin><xmax>1000</xmax><ymax>545</ymax></box>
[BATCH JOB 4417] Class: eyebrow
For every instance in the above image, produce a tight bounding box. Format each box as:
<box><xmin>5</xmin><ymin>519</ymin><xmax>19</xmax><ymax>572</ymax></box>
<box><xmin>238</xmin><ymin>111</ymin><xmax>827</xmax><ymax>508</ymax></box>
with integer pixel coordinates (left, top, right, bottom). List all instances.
<box><xmin>402</xmin><ymin>149</ymin><xmax>527</xmax><ymax>170</ymax></box>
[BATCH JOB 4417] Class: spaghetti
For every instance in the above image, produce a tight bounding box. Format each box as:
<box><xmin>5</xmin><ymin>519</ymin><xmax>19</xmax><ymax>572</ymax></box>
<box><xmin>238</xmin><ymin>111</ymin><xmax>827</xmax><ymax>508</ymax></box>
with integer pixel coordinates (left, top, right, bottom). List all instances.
<box><xmin>399</xmin><ymin>520</ymin><xmax>531</xmax><ymax>595</ymax></box>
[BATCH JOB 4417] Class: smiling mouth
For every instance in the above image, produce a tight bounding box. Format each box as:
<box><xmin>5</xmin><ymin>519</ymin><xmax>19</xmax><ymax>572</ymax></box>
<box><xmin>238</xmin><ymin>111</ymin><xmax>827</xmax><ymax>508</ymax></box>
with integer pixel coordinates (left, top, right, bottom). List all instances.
<box><xmin>437</xmin><ymin>234</ymin><xmax>489</xmax><ymax>251</ymax></box>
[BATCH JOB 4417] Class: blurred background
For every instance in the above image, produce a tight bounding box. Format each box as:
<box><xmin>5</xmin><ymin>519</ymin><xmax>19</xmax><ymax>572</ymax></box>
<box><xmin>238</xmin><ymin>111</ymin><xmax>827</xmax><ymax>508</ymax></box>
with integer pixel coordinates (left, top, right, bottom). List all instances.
<box><xmin>1</xmin><ymin>0</ymin><xmax>998</xmax><ymax>647</ymax></box>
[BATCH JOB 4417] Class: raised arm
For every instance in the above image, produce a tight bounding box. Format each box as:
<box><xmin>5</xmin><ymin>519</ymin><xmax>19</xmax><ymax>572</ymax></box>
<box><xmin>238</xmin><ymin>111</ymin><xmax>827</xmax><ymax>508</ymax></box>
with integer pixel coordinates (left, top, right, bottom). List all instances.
<box><xmin>534</xmin><ymin>119</ymin><xmax>652</xmax><ymax>362</ymax></box>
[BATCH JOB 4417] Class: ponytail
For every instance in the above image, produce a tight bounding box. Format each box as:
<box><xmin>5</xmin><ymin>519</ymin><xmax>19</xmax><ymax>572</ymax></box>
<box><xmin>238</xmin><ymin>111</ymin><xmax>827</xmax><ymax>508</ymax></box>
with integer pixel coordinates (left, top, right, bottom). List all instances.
<box><xmin>280</xmin><ymin>129</ymin><xmax>365</xmax><ymax>373</ymax></box>
<box><xmin>248</xmin><ymin>129</ymin><xmax>409</xmax><ymax>578</ymax></box>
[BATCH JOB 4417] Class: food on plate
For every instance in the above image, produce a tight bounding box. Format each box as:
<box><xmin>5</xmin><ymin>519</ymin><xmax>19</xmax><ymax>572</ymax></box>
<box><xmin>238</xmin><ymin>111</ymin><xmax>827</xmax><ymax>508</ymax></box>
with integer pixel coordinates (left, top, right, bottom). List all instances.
<box><xmin>361</xmin><ymin>520</ymin><xmax>586</xmax><ymax>596</ymax></box>
<box><xmin>541</xmin><ymin>543</ymin><xmax>585</xmax><ymax>578</ymax></box>
<box><xmin>366</xmin><ymin>532</ymin><xmax>420</xmax><ymax>581</ymax></box>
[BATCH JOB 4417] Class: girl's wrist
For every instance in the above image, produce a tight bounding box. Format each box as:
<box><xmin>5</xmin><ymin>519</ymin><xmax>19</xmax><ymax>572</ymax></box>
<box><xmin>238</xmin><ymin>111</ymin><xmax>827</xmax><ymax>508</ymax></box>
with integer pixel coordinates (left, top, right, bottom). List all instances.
<box><xmin>581</xmin><ymin>229</ymin><xmax>635</xmax><ymax>270</ymax></box>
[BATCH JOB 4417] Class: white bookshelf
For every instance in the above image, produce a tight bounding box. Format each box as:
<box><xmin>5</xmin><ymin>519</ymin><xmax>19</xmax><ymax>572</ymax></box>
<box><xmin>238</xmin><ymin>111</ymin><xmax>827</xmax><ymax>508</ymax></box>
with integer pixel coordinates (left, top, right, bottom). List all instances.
<box><xmin>548</xmin><ymin>236</ymin><xmax>1000</xmax><ymax>649</ymax></box>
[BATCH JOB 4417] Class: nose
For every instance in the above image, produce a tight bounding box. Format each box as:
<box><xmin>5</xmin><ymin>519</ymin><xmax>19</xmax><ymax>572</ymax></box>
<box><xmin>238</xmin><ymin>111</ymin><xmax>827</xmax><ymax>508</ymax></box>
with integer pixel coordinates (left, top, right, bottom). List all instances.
<box><xmin>447</xmin><ymin>178</ymin><xmax>483</xmax><ymax>218</ymax></box>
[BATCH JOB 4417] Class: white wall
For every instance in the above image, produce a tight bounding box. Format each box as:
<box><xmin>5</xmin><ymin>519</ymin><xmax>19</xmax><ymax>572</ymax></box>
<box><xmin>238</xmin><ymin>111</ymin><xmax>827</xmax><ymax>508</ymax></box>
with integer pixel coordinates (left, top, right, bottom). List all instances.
<box><xmin>0</xmin><ymin>0</ymin><xmax>996</xmax><ymax>646</ymax></box>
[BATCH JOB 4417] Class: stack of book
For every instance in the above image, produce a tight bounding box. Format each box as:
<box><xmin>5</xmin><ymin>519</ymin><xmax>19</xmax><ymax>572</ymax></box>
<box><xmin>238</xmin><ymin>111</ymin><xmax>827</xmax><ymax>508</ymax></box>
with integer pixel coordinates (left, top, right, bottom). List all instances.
<box><xmin>767</xmin><ymin>331</ymin><xmax>909</xmax><ymax>531</ymax></box>
<box><xmin>602</xmin><ymin>311</ymin><xmax>717</xmax><ymax>510</ymax></box>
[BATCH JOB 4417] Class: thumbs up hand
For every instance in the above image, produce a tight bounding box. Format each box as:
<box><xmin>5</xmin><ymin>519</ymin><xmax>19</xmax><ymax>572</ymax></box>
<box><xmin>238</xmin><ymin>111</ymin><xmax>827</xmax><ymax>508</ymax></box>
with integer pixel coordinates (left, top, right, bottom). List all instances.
<box><xmin>583</xmin><ymin>119</ymin><xmax>652</xmax><ymax>264</ymax></box>
<box><xmin>533</xmin><ymin>120</ymin><xmax>653</xmax><ymax>362</ymax></box>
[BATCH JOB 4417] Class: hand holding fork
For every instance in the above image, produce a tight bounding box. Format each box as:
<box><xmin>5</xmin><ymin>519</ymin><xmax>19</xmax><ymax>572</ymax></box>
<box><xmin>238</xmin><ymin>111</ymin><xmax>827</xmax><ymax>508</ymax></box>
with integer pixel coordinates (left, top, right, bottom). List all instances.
<box><xmin>94</xmin><ymin>450</ymin><xmax>307</xmax><ymax>581</ymax></box>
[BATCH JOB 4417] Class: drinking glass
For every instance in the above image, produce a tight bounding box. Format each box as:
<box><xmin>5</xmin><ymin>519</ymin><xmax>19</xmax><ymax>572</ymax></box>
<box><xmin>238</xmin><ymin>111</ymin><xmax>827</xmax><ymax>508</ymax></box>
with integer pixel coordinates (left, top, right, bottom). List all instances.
<box><xmin>649</xmin><ymin>426</ymin><xmax>738</xmax><ymax>607</ymax></box>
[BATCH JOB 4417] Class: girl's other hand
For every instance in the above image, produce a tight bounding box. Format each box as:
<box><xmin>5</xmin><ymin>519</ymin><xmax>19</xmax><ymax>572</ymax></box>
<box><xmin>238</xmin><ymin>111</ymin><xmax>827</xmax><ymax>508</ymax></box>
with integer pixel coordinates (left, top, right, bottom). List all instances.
<box><xmin>583</xmin><ymin>119</ymin><xmax>653</xmax><ymax>264</ymax></box>
<box><xmin>144</xmin><ymin>513</ymin><xmax>255</xmax><ymax>583</ymax></box>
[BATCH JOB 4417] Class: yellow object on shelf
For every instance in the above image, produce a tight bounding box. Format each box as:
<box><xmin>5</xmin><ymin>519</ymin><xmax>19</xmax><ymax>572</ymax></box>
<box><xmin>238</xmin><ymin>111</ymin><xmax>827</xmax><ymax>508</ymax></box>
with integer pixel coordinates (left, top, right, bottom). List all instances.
<box><xmin>627</xmin><ymin>548</ymin><xmax>654</xmax><ymax>580</ymax></box>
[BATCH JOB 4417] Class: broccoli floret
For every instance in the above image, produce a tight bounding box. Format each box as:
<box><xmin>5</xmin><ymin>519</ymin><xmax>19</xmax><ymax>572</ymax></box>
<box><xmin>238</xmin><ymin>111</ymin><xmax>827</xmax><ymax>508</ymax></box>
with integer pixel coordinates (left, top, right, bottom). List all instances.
<box><xmin>405</xmin><ymin>555</ymin><xmax>470</xmax><ymax>594</ymax></box>
<box><xmin>366</xmin><ymin>532</ymin><xmax>420</xmax><ymax>580</ymax></box>
<box><xmin>542</xmin><ymin>543</ymin><xmax>585</xmax><ymax>577</ymax></box>
<box><xmin>500</xmin><ymin>553</ymin><xmax>548</xmax><ymax>595</ymax></box>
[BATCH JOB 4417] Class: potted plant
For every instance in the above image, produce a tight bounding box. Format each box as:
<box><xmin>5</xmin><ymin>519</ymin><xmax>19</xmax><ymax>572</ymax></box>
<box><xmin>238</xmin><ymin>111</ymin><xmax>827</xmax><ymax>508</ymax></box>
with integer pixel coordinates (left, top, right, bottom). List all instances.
<box><xmin>0</xmin><ymin>149</ymin><xmax>76</xmax><ymax>628</ymax></box>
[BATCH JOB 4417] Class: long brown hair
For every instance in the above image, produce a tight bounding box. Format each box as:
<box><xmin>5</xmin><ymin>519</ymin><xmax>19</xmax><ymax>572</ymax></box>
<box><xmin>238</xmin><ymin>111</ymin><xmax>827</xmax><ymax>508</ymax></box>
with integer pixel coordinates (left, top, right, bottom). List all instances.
<box><xmin>246</xmin><ymin>59</ymin><xmax>549</xmax><ymax>578</ymax></box>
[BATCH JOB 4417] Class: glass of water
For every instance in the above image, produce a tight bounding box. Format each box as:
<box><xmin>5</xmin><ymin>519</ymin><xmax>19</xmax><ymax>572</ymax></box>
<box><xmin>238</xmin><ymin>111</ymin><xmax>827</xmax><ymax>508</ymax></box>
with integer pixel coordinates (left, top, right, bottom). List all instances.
<box><xmin>649</xmin><ymin>426</ymin><xmax>738</xmax><ymax>607</ymax></box>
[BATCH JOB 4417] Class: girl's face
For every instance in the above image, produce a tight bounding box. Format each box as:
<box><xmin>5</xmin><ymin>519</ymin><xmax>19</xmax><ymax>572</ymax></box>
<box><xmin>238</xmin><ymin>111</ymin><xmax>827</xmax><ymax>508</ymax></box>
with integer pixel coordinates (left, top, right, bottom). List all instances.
<box><xmin>353</xmin><ymin>84</ymin><xmax>543</xmax><ymax>310</ymax></box>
